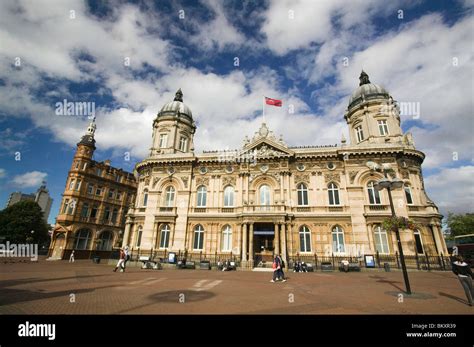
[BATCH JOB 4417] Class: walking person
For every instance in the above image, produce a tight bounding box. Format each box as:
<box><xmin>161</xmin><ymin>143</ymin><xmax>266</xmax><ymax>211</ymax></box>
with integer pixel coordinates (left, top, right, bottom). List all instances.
<box><xmin>277</xmin><ymin>254</ymin><xmax>287</xmax><ymax>282</ymax></box>
<box><xmin>123</xmin><ymin>246</ymin><xmax>130</xmax><ymax>270</ymax></box>
<box><xmin>270</xmin><ymin>254</ymin><xmax>280</xmax><ymax>283</ymax></box>
<box><xmin>451</xmin><ymin>256</ymin><xmax>473</xmax><ymax>306</ymax></box>
<box><xmin>69</xmin><ymin>250</ymin><xmax>75</xmax><ymax>263</ymax></box>
<box><xmin>113</xmin><ymin>248</ymin><xmax>126</xmax><ymax>272</ymax></box>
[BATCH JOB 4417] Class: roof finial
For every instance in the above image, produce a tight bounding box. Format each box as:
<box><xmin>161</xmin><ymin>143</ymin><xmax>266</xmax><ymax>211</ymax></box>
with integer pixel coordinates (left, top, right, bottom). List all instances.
<box><xmin>86</xmin><ymin>116</ymin><xmax>96</xmax><ymax>136</ymax></box>
<box><xmin>359</xmin><ymin>70</ymin><xmax>370</xmax><ymax>86</ymax></box>
<box><xmin>174</xmin><ymin>88</ymin><xmax>183</xmax><ymax>102</ymax></box>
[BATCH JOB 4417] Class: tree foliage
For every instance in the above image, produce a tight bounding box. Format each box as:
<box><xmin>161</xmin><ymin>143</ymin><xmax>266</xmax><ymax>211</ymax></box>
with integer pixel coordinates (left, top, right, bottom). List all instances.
<box><xmin>0</xmin><ymin>201</ymin><xmax>50</xmax><ymax>245</ymax></box>
<box><xmin>447</xmin><ymin>213</ymin><xmax>474</xmax><ymax>237</ymax></box>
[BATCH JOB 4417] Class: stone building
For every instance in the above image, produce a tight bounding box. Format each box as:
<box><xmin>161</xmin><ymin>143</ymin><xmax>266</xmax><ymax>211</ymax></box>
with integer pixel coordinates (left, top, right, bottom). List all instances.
<box><xmin>48</xmin><ymin>118</ymin><xmax>137</xmax><ymax>260</ymax></box>
<box><xmin>6</xmin><ymin>182</ymin><xmax>53</xmax><ymax>221</ymax></box>
<box><xmin>123</xmin><ymin>73</ymin><xmax>448</xmax><ymax>268</ymax></box>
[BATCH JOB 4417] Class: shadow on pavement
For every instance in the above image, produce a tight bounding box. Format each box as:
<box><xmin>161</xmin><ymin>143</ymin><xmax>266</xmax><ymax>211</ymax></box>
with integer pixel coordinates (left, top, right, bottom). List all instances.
<box><xmin>439</xmin><ymin>291</ymin><xmax>468</xmax><ymax>305</ymax></box>
<box><xmin>369</xmin><ymin>275</ymin><xmax>404</xmax><ymax>292</ymax></box>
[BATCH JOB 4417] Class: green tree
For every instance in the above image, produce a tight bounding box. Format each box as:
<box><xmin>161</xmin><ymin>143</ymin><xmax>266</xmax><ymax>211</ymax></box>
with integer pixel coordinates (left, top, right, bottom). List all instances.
<box><xmin>0</xmin><ymin>201</ymin><xmax>50</xmax><ymax>246</ymax></box>
<box><xmin>447</xmin><ymin>213</ymin><xmax>474</xmax><ymax>237</ymax></box>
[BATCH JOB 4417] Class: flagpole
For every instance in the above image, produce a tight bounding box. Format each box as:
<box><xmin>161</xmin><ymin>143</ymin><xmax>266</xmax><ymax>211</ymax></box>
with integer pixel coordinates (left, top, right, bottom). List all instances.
<box><xmin>262</xmin><ymin>96</ymin><xmax>266</xmax><ymax>124</ymax></box>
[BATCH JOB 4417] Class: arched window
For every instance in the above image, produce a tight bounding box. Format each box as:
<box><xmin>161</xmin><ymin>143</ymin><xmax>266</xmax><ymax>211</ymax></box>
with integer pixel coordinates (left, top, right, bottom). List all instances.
<box><xmin>224</xmin><ymin>186</ymin><xmax>234</xmax><ymax>207</ymax></box>
<box><xmin>221</xmin><ymin>225</ymin><xmax>233</xmax><ymax>251</ymax></box>
<box><xmin>368</xmin><ymin>181</ymin><xmax>381</xmax><ymax>205</ymax></box>
<box><xmin>404</xmin><ymin>185</ymin><xmax>413</xmax><ymax>205</ymax></box>
<box><xmin>143</xmin><ymin>189</ymin><xmax>148</xmax><ymax>207</ymax></box>
<box><xmin>328</xmin><ymin>183</ymin><xmax>340</xmax><ymax>205</ymax></box>
<box><xmin>165</xmin><ymin>186</ymin><xmax>175</xmax><ymax>207</ymax></box>
<box><xmin>299</xmin><ymin>225</ymin><xmax>312</xmax><ymax>252</ymax></box>
<box><xmin>136</xmin><ymin>226</ymin><xmax>143</xmax><ymax>248</ymax></box>
<box><xmin>196</xmin><ymin>186</ymin><xmax>207</xmax><ymax>207</ymax></box>
<box><xmin>297</xmin><ymin>183</ymin><xmax>309</xmax><ymax>206</ymax></box>
<box><xmin>259</xmin><ymin>185</ymin><xmax>270</xmax><ymax>205</ymax></box>
<box><xmin>331</xmin><ymin>225</ymin><xmax>345</xmax><ymax>253</ymax></box>
<box><xmin>74</xmin><ymin>229</ymin><xmax>91</xmax><ymax>250</ymax></box>
<box><xmin>193</xmin><ymin>224</ymin><xmax>204</xmax><ymax>250</ymax></box>
<box><xmin>414</xmin><ymin>229</ymin><xmax>424</xmax><ymax>254</ymax></box>
<box><xmin>374</xmin><ymin>225</ymin><xmax>389</xmax><ymax>254</ymax></box>
<box><xmin>98</xmin><ymin>230</ymin><xmax>114</xmax><ymax>251</ymax></box>
<box><xmin>159</xmin><ymin>224</ymin><xmax>170</xmax><ymax>249</ymax></box>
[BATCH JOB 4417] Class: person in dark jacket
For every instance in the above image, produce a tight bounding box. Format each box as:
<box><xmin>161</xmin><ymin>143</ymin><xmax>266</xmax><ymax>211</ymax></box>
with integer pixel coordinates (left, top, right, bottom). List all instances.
<box><xmin>451</xmin><ymin>256</ymin><xmax>473</xmax><ymax>306</ymax></box>
<box><xmin>276</xmin><ymin>254</ymin><xmax>287</xmax><ymax>281</ymax></box>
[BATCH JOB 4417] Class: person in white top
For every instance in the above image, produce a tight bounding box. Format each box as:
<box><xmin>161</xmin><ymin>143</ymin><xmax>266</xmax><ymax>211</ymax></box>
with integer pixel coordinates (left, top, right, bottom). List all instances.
<box><xmin>69</xmin><ymin>250</ymin><xmax>75</xmax><ymax>263</ymax></box>
<box><xmin>451</xmin><ymin>256</ymin><xmax>473</xmax><ymax>306</ymax></box>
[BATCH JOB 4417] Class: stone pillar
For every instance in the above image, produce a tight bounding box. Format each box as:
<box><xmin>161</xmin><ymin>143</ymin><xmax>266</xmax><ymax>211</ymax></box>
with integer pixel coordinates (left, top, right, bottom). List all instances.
<box><xmin>274</xmin><ymin>223</ymin><xmax>280</xmax><ymax>255</ymax></box>
<box><xmin>280</xmin><ymin>223</ymin><xmax>287</xmax><ymax>263</ymax></box>
<box><xmin>122</xmin><ymin>221</ymin><xmax>132</xmax><ymax>248</ymax></box>
<box><xmin>249</xmin><ymin>223</ymin><xmax>254</xmax><ymax>265</ymax></box>
<box><xmin>287</xmin><ymin>222</ymin><xmax>293</xmax><ymax>258</ymax></box>
<box><xmin>431</xmin><ymin>223</ymin><xmax>447</xmax><ymax>255</ymax></box>
<box><xmin>242</xmin><ymin>223</ymin><xmax>248</xmax><ymax>261</ymax></box>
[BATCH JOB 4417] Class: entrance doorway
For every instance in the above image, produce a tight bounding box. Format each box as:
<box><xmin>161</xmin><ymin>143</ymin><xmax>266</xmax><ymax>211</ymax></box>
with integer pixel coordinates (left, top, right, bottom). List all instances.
<box><xmin>51</xmin><ymin>233</ymin><xmax>65</xmax><ymax>259</ymax></box>
<box><xmin>253</xmin><ymin>223</ymin><xmax>274</xmax><ymax>266</ymax></box>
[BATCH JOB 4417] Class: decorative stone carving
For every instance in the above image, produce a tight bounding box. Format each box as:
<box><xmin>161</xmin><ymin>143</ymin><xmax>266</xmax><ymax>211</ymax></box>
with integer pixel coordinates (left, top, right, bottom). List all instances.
<box><xmin>401</xmin><ymin>170</ymin><xmax>409</xmax><ymax>179</ymax></box>
<box><xmin>294</xmin><ymin>173</ymin><xmax>310</xmax><ymax>184</ymax></box>
<box><xmin>324</xmin><ymin>172</ymin><xmax>340</xmax><ymax>183</ymax></box>
<box><xmin>144</xmin><ymin>178</ymin><xmax>150</xmax><ymax>186</ymax></box>
<box><xmin>349</xmin><ymin>171</ymin><xmax>358</xmax><ymax>184</ymax></box>
<box><xmin>222</xmin><ymin>176</ymin><xmax>236</xmax><ymax>187</ymax></box>
<box><xmin>152</xmin><ymin>177</ymin><xmax>160</xmax><ymax>188</ymax></box>
<box><xmin>196</xmin><ymin>177</ymin><xmax>209</xmax><ymax>186</ymax></box>
<box><xmin>181</xmin><ymin>176</ymin><xmax>189</xmax><ymax>188</ymax></box>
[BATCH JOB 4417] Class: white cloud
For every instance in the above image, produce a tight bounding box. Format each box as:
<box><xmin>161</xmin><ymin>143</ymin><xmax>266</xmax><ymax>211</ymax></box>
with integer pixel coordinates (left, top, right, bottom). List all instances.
<box><xmin>0</xmin><ymin>168</ymin><xmax>6</xmax><ymax>179</ymax></box>
<box><xmin>12</xmin><ymin>171</ymin><xmax>48</xmax><ymax>188</ymax></box>
<box><xmin>425</xmin><ymin>166</ymin><xmax>474</xmax><ymax>214</ymax></box>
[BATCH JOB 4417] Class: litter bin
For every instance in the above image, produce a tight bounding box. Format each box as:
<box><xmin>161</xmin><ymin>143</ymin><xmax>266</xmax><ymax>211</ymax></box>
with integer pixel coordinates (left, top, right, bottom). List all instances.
<box><xmin>384</xmin><ymin>262</ymin><xmax>390</xmax><ymax>272</ymax></box>
<box><xmin>92</xmin><ymin>256</ymin><xmax>101</xmax><ymax>264</ymax></box>
<box><xmin>199</xmin><ymin>260</ymin><xmax>211</xmax><ymax>270</ymax></box>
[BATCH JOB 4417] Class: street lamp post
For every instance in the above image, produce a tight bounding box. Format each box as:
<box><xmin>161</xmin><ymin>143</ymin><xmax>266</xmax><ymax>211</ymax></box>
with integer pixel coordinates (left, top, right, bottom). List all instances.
<box><xmin>366</xmin><ymin>161</ymin><xmax>412</xmax><ymax>295</ymax></box>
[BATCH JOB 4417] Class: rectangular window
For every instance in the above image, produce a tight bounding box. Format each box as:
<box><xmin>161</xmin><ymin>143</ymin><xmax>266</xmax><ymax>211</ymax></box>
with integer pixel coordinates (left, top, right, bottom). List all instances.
<box><xmin>75</xmin><ymin>180</ymin><xmax>81</xmax><ymax>191</ymax></box>
<box><xmin>356</xmin><ymin>126</ymin><xmax>364</xmax><ymax>143</ymax></box>
<box><xmin>95</xmin><ymin>186</ymin><xmax>103</xmax><ymax>195</ymax></box>
<box><xmin>194</xmin><ymin>231</ymin><xmax>204</xmax><ymax>250</ymax></box>
<box><xmin>111</xmin><ymin>209</ymin><xmax>118</xmax><ymax>223</ymax></box>
<box><xmin>414</xmin><ymin>232</ymin><xmax>424</xmax><ymax>254</ymax></box>
<box><xmin>116</xmin><ymin>191</ymin><xmax>122</xmax><ymax>200</ymax></box>
<box><xmin>115</xmin><ymin>175</ymin><xmax>121</xmax><ymax>183</ymax></box>
<box><xmin>96</xmin><ymin>168</ymin><xmax>102</xmax><ymax>177</ymax></box>
<box><xmin>90</xmin><ymin>205</ymin><xmax>98</xmax><ymax>219</ymax></box>
<box><xmin>81</xmin><ymin>203</ymin><xmax>89</xmax><ymax>218</ymax></box>
<box><xmin>404</xmin><ymin>187</ymin><xmax>413</xmax><ymax>205</ymax></box>
<box><xmin>87</xmin><ymin>183</ymin><xmax>94</xmax><ymax>194</ymax></box>
<box><xmin>378</xmin><ymin>120</ymin><xmax>389</xmax><ymax>136</ymax></box>
<box><xmin>67</xmin><ymin>200</ymin><xmax>75</xmax><ymax>215</ymax></box>
<box><xmin>74</xmin><ymin>161</ymin><xmax>80</xmax><ymax>169</ymax></box>
<box><xmin>179</xmin><ymin>136</ymin><xmax>187</xmax><ymax>152</ymax></box>
<box><xmin>103</xmin><ymin>207</ymin><xmax>110</xmax><ymax>222</ymax></box>
<box><xmin>375</xmin><ymin>230</ymin><xmax>390</xmax><ymax>254</ymax></box>
<box><xmin>82</xmin><ymin>162</ymin><xmax>87</xmax><ymax>170</ymax></box>
<box><xmin>108</xmin><ymin>189</ymin><xmax>114</xmax><ymax>199</ymax></box>
<box><xmin>62</xmin><ymin>199</ymin><xmax>69</xmax><ymax>214</ymax></box>
<box><xmin>68</xmin><ymin>179</ymin><xmax>75</xmax><ymax>190</ymax></box>
<box><xmin>159</xmin><ymin>134</ymin><xmax>168</xmax><ymax>148</ymax></box>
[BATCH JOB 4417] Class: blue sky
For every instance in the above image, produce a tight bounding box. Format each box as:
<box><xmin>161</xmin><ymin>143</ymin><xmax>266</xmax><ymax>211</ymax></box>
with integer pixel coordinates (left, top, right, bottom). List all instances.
<box><xmin>0</xmin><ymin>0</ymin><xmax>473</xmax><ymax>224</ymax></box>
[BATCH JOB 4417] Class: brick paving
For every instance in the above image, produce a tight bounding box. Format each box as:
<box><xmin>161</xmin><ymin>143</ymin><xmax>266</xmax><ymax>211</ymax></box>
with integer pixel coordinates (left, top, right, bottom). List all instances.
<box><xmin>0</xmin><ymin>258</ymin><xmax>472</xmax><ymax>314</ymax></box>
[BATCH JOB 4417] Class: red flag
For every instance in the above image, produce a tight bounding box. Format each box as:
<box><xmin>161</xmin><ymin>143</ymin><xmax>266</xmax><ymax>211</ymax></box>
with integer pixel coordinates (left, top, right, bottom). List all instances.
<box><xmin>265</xmin><ymin>97</ymin><xmax>282</xmax><ymax>107</ymax></box>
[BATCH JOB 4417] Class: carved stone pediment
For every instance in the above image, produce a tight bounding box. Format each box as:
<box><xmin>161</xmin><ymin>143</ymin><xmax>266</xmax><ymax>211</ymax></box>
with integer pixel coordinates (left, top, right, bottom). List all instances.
<box><xmin>294</xmin><ymin>173</ymin><xmax>310</xmax><ymax>184</ymax></box>
<box><xmin>196</xmin><ymin>177</ymin><xmax>209</xmax><ymax>186</ymax></box>
<box><xmin>222</xmin><ymin>176</ymin><xmax>236</xmax><ymax>187</ymax></box>
<box><xmin>324</xmin><ymin>172</ymin><xmax>340</xmax><ymax>183</ymax></box>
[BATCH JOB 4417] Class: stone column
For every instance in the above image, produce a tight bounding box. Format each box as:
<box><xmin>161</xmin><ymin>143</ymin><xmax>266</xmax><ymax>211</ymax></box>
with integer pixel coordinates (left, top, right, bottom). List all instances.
<box><xmin>280</xmin><ymin>223</ymin><xmax>287</xmax><ymax>263</ymax></box>
<box><xmin>236</xmin><ymin>223</ymin><xmax>241</xmax><ymax>256</ymax></box>
<box><xmin>249</xmin><ymin>223</ymin><xmax>254</xmax><ymax>265</ymax></box>
<box><xmin>287</xmin><ymin>222</ymin><xmax>293</xmax><ymax>258</ymax></box>
<box><xmin>122</xmin><ymin>221</ymin><xmax>132</xmax><ymax>248</ymax></box>
<box><xmin>242</xmin><ymin>223</ymin><xmax>248</xmax><ymax>261</ymax></box>
<box><xmin>274</xmin><ymin>223</ymin><xmax>280</xmax><ymax>255</ymax></box>
<box><xmin>430</xmin><ymin>223</ymin><xmax>447</xmax><ymax>255</ymax></box>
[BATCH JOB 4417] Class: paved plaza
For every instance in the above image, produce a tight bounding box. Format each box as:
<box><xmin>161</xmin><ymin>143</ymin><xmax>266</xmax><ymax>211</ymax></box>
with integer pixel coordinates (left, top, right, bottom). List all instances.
<box><xmin>0</xmin><ymin>258</ymin><xmax>472</xmax><ymax>315</ymax></box>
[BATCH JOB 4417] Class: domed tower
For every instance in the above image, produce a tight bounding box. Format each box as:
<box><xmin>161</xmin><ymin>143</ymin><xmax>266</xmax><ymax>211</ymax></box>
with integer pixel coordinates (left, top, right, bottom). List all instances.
<box><xmin>151</xmin><ymin>89</ymin><xmax>196</xmax><ymax>156</ymax></box>
<box><xmin>344</xmin><ymin>71</ymin><xmax>404</xmax><ymax>146</ymax></box>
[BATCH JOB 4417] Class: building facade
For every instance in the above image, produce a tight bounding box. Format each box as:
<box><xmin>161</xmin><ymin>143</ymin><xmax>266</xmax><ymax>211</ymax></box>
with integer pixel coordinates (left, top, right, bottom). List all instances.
<box><xmin>6</xmin><ymin>183</ymin><xmax>53</xmax><ymax>221</ymax></box>
<box><xmin>48</xmin><ymin>119</ymin><xmax>137</xmax><ymax>260</ymax></box>
<box><xmin>123</xmin><ymin>74</ymin><xmax>448</xmax><ymax>268</ymax></box>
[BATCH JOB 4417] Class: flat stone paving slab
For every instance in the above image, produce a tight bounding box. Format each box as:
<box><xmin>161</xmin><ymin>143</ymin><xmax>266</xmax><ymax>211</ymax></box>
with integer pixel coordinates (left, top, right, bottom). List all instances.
<box><xmin>0</xmin><ymin>259</ymin><xmax>472</xmax><ymax>314</ymax></box>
